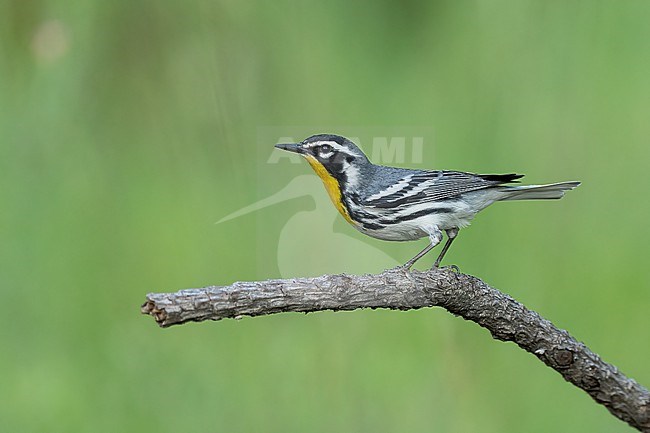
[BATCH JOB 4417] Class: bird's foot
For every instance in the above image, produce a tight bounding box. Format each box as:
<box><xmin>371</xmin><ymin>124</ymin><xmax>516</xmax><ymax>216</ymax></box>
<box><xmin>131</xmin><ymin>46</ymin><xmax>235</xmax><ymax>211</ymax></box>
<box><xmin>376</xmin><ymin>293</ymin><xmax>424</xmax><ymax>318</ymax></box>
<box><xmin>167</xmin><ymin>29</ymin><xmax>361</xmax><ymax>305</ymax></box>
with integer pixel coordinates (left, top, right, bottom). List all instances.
<box><xmin>432</xmin><ymin>264</ymin><xmax>460</xmax><ymax>273</ymax></box>
<box><xmin>394</xmin><ymin>263</ymin><xmax>414</xmax><ymax>273</ymax></box>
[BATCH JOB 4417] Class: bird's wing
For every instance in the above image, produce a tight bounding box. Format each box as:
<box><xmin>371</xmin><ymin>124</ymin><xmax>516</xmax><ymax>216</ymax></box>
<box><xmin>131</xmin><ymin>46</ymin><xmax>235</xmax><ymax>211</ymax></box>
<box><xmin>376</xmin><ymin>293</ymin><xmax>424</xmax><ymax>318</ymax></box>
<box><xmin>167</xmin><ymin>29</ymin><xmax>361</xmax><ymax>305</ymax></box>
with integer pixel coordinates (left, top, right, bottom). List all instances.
<box><xmin>362</xmin><ymin>170</ymin><xmax>523</xmax><ymax>208</ymax></box>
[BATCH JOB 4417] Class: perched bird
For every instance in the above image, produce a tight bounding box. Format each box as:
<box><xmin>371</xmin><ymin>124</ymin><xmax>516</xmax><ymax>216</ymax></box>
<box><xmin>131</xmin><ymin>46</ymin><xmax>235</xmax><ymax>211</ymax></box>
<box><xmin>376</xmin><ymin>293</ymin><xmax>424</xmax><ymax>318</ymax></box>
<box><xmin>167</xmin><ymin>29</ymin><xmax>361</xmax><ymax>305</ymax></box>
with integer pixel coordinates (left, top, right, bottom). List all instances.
<box><xmin>275</xmin><ymin>134</ymin><xmax>580</xmax><ymax>269</ymax></box>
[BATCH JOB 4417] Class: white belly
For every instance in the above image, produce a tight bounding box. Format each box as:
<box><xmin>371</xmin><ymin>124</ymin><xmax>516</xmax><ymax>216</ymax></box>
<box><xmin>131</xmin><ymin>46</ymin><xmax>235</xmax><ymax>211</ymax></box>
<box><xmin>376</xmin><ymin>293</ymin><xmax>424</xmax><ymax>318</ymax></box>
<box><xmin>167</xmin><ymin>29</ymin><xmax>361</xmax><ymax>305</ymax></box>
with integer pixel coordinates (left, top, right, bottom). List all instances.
<box><xmin>351</xmin><ymin>193</ymin><xmax>498</xmax><ymax>241</ymax></box>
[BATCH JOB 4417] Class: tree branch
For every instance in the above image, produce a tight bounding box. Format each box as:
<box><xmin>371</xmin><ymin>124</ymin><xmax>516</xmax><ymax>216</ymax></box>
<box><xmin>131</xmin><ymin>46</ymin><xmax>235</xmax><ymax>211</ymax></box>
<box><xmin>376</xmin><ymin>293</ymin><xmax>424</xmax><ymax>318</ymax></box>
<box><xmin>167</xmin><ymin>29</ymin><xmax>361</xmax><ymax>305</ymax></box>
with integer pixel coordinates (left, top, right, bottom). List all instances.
<box><xmin>141</xmin><ymin>268</ymin><xmax>650</xmax><ymax>432</ymax></box>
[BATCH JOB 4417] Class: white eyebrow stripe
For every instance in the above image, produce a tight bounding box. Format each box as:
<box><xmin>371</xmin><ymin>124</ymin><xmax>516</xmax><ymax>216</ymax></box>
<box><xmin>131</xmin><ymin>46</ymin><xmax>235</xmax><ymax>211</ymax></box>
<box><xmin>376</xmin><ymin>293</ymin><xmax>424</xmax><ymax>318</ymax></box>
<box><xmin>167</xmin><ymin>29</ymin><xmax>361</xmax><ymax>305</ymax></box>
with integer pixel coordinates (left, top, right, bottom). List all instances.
<box><xmin>303</xmin><ymin>140</ymin><xmax>337</xmax><ymax>148</ymax></box>
<box><xmin>302</xmin><ymin>140</ymin><xmax>362</xmax><ymax>158</ymax></box>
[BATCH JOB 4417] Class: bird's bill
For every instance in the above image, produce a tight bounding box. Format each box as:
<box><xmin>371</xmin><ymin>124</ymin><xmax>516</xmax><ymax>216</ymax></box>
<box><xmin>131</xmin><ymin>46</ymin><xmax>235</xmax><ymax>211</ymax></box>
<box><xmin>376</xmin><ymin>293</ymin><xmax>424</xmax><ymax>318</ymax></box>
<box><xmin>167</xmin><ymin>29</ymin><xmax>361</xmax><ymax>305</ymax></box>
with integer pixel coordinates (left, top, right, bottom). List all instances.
<box><xmin>275</xmin><ymin>143</ymin><xmax>303</xmax><ymax>154</ymax></box>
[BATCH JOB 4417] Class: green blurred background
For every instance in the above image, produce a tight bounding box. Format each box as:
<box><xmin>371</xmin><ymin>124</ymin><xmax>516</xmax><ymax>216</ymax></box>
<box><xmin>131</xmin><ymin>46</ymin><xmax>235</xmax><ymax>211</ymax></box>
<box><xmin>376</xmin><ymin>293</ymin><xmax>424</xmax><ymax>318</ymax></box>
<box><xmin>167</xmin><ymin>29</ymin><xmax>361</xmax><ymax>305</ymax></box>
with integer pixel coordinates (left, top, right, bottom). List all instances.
<box><xmin>2</xmin><ymin>1</ymin><xmax>649</xmax><ymax>432</ymax></box>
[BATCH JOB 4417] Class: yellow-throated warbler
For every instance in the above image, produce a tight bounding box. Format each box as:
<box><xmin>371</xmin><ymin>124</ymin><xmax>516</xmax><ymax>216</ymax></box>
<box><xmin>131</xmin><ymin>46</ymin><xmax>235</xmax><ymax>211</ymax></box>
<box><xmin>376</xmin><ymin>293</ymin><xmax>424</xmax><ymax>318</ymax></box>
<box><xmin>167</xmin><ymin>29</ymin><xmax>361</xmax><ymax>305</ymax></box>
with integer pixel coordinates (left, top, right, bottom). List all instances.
<box><xmin>276</xmin><ymin>134</ymin><xmax>580</xmax><ymax>269</ymax></box>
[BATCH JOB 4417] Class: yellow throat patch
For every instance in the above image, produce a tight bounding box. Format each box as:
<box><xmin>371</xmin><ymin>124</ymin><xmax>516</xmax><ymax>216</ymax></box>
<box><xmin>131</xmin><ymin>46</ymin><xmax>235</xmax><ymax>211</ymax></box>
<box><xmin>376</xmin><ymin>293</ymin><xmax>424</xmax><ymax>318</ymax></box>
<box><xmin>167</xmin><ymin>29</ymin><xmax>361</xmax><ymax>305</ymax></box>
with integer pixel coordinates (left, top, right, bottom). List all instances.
<box><xmin>304</xmin><ymin>155</ymin><xmax>355</xmax><ymax>225</ymax></box>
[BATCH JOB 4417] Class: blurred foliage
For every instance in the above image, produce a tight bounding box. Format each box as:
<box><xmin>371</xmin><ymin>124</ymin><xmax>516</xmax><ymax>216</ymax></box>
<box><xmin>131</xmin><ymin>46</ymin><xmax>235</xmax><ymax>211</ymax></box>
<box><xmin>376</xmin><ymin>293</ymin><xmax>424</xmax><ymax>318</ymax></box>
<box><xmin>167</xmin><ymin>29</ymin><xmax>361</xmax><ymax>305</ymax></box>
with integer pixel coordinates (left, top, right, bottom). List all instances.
<box><xmin>1</xmin><ymin>1</ymin><xmax>649</xmax><ymax>432</ymax></box>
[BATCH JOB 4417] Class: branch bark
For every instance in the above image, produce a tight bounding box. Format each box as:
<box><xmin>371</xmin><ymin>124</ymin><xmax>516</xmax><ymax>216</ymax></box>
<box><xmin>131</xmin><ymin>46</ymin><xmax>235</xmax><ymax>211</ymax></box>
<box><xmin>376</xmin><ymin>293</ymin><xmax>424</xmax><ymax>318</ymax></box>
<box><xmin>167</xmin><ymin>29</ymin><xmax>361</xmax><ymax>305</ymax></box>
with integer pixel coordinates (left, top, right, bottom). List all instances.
<box><xmin>141</xmin><ymin>268</ymin><xmax>649</xmax><ymax>432</ymax></box>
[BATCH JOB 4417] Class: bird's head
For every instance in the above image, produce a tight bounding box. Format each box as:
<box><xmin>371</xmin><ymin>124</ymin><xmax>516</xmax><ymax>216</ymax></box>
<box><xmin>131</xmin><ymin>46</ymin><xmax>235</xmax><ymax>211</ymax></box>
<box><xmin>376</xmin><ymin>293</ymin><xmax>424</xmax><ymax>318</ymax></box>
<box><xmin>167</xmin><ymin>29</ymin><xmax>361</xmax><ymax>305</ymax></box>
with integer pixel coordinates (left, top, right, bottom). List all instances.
<box><xmin>275</xmin><ymin>134</ymin><xmax>370</xmax><ymax>185</ymax></box>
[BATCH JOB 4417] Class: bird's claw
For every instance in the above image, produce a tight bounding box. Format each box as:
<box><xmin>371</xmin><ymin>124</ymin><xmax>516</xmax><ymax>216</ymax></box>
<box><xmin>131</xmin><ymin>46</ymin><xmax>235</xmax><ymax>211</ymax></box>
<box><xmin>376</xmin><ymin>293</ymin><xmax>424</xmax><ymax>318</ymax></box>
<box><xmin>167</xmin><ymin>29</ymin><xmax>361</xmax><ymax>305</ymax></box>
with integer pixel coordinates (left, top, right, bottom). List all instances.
<box><xmin>395</xmin><ymin>264</ymin><xmax>414</xmax><ymax>273</ymax></box>
<box><xmin>432</xmin><ymin>264</ymin><xmax>460</xmax><ymax>273</ymax></box>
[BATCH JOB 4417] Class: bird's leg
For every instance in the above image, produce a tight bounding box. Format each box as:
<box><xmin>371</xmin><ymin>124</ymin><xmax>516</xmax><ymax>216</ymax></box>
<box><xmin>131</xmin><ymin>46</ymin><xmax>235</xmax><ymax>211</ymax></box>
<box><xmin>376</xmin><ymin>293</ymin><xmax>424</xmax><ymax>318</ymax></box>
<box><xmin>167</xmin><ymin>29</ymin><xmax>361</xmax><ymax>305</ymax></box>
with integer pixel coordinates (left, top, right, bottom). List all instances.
<box><xmin>401</xmin><ymin>244</ymin><xmax>435</xmax><ymax>270</ymax></box>
<box><xmin>432</xmin><ymin>228</ymin><xmax>459</xmax><ymax>269</ymax></box>
<box><xmin>402</xmin><ymin>228</ymin><xmax>442</xmax><ymax>270</ymax></box>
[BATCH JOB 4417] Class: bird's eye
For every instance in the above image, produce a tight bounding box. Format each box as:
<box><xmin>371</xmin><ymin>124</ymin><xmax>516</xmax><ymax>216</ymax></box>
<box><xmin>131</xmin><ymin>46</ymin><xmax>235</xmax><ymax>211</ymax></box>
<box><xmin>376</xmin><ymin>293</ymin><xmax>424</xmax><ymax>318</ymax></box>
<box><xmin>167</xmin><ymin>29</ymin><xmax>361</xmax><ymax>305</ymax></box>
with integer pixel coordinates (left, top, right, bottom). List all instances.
<box><xmin>319</xmin><ymin>144</ymin><xmax>332</xmax><ymax>153</ymax></box>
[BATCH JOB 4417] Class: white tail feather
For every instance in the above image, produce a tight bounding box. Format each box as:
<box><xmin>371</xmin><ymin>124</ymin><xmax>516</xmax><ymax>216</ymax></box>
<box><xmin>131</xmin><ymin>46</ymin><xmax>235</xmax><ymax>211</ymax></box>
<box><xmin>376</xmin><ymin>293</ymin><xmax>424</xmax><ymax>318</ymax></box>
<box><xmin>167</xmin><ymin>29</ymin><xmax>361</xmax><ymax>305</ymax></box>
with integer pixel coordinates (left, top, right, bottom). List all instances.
<box><xmin>499</xmin><ymin>181</ymin><xmax>581</xmax><ymax>201</ymax></box>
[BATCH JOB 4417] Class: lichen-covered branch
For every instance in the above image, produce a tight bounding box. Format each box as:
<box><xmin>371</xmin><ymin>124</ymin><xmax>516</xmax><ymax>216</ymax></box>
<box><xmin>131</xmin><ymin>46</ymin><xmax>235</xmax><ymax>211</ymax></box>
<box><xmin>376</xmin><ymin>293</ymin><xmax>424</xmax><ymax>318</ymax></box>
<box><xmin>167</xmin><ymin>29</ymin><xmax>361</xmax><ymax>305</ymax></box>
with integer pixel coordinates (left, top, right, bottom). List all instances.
<box><xmin>141</xmin><ymin>268</ymin><xmax>650</xmax><ymax>432</ymax></box>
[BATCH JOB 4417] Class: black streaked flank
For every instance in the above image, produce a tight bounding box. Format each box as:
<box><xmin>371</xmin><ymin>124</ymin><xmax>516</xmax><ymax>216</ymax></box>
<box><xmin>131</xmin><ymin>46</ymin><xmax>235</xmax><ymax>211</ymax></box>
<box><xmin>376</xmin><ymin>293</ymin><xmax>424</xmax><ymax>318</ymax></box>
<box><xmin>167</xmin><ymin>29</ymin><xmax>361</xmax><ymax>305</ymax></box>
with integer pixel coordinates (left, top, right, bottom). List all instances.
<box><xmin>361</xmin><ymin>222</ymin><xmax>386</xmax><ymax>231</ymax></box>
<box><xmin>376</xmin><ymin>207</ymin><xmax>454</xmax><ymax>224</ymax></box>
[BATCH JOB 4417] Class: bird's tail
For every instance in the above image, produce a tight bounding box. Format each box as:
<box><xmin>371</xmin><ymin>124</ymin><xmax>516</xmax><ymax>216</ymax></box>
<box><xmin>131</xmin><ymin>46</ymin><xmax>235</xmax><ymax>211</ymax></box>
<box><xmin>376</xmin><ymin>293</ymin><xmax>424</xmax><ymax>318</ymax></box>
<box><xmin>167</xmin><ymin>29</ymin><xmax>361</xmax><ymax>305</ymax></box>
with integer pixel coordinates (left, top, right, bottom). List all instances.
<box><xmin>498</xmin><ymin>181</ymin><xmax>581</xmax><ymax>201</ymax></box>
